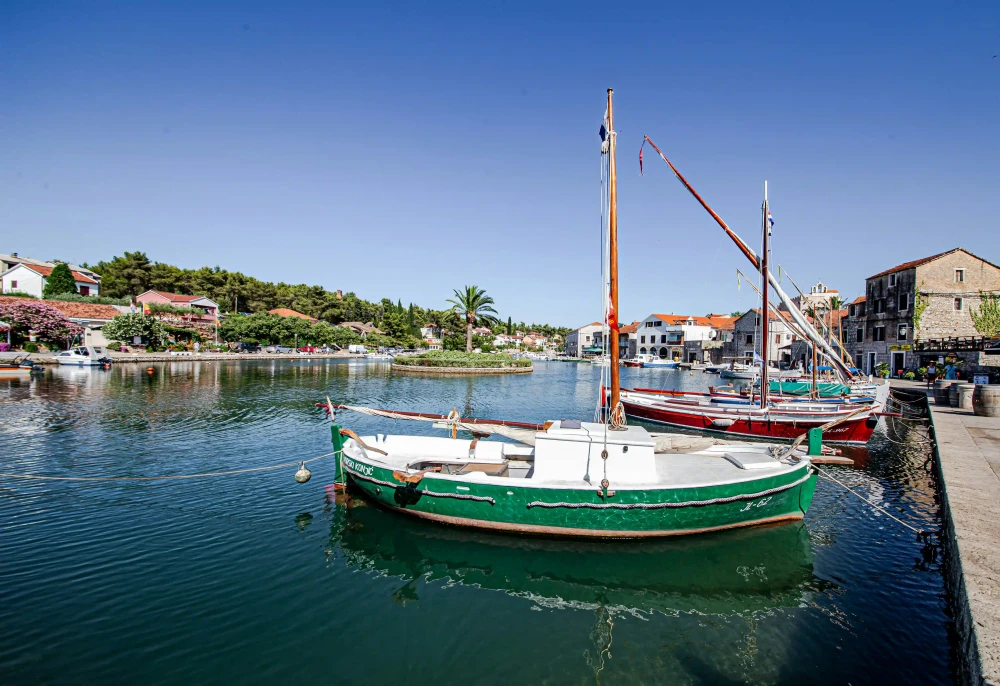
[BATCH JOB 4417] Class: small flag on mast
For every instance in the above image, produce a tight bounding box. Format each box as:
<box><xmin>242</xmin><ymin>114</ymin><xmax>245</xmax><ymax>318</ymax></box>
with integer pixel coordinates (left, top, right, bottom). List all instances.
<box><xmin>767</xmin><ymin>210</ymin><xmax>774</xmax><ymax>229</ymax></box>
<box><xmin>599</xmin><ymin>107</ymin><xmax>610</xmax><ymax>153</ymax></box>
<box><xmin>607</xmin><ymin>295</ymin><xmax>619</xmax><ymax>332</ymax></box>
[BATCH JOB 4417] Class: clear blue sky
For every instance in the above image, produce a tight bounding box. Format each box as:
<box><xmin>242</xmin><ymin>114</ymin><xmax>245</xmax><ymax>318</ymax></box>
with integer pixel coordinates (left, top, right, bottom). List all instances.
<box><xmin>2</xmin><ymin>2</ymin><xmax>998</xmax><ymax>327</ymax></box>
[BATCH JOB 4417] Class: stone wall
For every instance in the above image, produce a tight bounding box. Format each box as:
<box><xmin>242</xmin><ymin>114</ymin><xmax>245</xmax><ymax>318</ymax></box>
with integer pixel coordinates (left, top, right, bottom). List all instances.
<box><xmin>914</xmin><ymin>250</ymin><xmax>1000</xmax><ymax>340</ymax></box>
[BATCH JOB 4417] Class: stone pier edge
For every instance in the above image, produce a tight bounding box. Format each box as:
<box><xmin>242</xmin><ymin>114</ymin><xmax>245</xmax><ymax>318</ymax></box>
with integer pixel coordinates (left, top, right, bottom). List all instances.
<box><xmin>924</xmin><ymin>394</ymin><xmax>999</xmax><ymax>685</ymax></box>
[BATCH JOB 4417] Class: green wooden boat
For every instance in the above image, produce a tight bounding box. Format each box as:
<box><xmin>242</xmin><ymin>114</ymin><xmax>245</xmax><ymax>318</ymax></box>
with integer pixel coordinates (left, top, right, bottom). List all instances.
<box><xmin>331</xmin><ymin>420</ymin><xmax>817</xmax><ymax>538</ymax></box>
<box><xmin>768</xmin><ymin>380</ymin><xmax>850</xmax><ymax>397</ymax></box>
<box><xmin>324</xmin><ymin>89</ymin><xmax>819</xmax><ymax>539</ymax></box>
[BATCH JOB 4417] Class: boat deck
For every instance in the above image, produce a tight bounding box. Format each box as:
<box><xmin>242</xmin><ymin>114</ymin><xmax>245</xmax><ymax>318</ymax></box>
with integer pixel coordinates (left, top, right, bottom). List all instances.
<box><xmin>349</xmin><ymin>434</ymin><xmax>806</xmax><ymax>491</ymax></box>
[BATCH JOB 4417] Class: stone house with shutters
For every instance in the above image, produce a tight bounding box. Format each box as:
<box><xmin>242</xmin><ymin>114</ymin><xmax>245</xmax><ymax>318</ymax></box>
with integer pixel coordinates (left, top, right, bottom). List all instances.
<box><xmin>842</xmin><ymin>248</ymin><xmax>1000</xmax><ymax>377</ymax></box>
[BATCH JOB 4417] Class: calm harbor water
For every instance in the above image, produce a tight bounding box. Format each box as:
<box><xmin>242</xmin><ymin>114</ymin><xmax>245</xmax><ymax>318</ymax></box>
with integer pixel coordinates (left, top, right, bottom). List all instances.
<box><xmin>1</xmin><ymin>360</ymin><xmax>954</xmax><ymax>684</ymax></box>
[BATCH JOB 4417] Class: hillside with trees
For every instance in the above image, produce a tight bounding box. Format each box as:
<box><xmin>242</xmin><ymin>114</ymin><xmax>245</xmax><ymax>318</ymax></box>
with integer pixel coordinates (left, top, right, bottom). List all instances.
<box><xmin>85</xmin><ymin>252</ymin><xmax>571</xmax><ymax>345</ymax></box>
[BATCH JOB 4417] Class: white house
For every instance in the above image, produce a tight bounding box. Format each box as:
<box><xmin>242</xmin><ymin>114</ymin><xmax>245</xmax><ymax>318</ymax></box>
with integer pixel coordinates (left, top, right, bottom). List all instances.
<box><xmin>49</xmin><ymin>301</ymin><xmax>121</xmax><ymax>347</ymax></box>
<box><xmin>564</xmin><ymin>322</ymin><xmax>604</xmax><ymax>357</ymax></box>
<box><xmin>0</xmin><ymin>263</ymin><xmax>101</xmax><ymax>298</ymax></box>
<box><xmin>635</xmin><ymin>314</ymin><xmax>734</xmax><ymax>360</ymax></box>
<box><xmin>0</xmin><ymin>253</ymin><xmax>101</xmax><ymax>285</ymax></box>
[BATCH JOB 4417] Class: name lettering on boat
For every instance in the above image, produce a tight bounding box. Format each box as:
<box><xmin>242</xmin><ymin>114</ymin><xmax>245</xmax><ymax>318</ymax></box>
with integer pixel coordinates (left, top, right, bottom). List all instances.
<box><xmin>740</xmin><ymin>496</ymin><xmax>772</xmax><ymax>512</ymax></box>
<box><xmin>343</xmin><ymin>457</ymin><xmax>373</xmax><ymax>477</ymax></box>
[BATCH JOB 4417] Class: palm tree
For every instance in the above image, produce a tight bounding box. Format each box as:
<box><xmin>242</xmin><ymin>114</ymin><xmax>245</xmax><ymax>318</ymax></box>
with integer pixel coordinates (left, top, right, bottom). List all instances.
<box><xmin>446</xmin><ymin>286</ymin><xmax>499</xmax><ymax>352</ymax></box>
<box><xmin>828</xmin><ymin>295</ymin><xmax>844</xmax><ymax>311</ymax></box>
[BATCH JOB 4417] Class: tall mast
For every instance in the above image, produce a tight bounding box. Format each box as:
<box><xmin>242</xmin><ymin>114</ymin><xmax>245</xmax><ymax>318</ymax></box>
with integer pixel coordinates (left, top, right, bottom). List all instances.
<box><xmin>760</xmin><ymin>182</ymin><xmax>770</xmax><ymax>409</ymax></box>
<box><xmin>607</xmin><ymin>88</ymin><xmax>621</xmax><ymax>413</ymax></box>
<box><xmin>639</xmin><ymin>136</ymin><xmax>856</xmax><ymax>380</ymax></box>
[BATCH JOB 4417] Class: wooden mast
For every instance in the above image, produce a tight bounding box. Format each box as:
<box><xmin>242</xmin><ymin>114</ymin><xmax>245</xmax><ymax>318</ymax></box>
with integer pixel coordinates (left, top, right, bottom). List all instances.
<box><xmin>760</xmin><ymin>183</ymin><xmax>770</xmax><ymax>410</ymax></box>
<box><xmin>608</xmin><ymin>88</ymin><xmax>621</xmax><ymax>412</ymax></box>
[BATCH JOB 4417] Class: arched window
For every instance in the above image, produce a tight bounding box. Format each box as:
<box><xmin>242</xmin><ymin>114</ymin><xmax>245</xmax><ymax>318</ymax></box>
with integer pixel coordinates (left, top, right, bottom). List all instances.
<box><xmin>639</xmin><ymin>347</ymin><xmax>646</xmax><ymax>355</ymax></box>
<box><xmin>659</xmin><ymin>347</ymin><xmax>668</xmax><ymax>358</ymax></box>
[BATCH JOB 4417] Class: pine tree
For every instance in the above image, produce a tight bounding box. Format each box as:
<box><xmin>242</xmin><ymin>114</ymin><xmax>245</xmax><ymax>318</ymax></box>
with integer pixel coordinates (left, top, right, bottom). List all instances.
<box><xmin>42</xmin><ymin>262</ymin><xmax>79</xmax><ymax>298</ymax></box>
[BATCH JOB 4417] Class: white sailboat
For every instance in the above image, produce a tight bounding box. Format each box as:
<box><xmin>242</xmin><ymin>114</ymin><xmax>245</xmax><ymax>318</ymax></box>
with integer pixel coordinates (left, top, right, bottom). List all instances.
<box><xmin>316</xmin><ymin>90</ymin><xmax>822</xmax><ymax>538</ymax></box>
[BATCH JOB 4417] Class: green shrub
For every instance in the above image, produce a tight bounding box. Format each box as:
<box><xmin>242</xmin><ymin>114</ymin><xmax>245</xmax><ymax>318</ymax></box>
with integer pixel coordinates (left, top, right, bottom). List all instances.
<box><xmin>23</xmin><ymin>342</ymin><xmax>39</xmax><ymax>353</ymax></box>
<box><xmin>106</xmin><ymin>341</ymin><xmax>122</xmax><ymax>351</ymax></box>
<box><xmin>394</xmin><ymin>351</ymin><xmax>531</xmax><ymax>368</ymax></box>
<box><xmin>46</xmin><ymin>292</ymin><xmax>132</xmax><ymax>306</ymax></box>
<box><xmin>903</xmin><ymin>371</ymin><xmax>916</xmax><ymax>380</ymax></box>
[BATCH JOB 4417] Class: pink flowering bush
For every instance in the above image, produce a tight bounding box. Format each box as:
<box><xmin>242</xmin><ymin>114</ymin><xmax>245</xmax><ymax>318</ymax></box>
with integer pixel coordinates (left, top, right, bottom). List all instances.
<box><xmin>0</xmin><ymin>300</ymin><xmax>82</xmax><ymax>345</ymax></box>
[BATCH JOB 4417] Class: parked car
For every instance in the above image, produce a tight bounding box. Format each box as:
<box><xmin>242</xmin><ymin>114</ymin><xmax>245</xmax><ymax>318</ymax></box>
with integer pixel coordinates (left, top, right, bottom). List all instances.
<box><xmin>232</xmin><ymin>342</ymin><xmax>260</xmax><ymax>353</ymax></box>
<box><xmin>265</xmin><ymin>345</ymin><xmax>294</xmax><ymax>354</ymax></box>
<box><xmin>298</xmin><ymin>346</ymin><xmax>320</xmax><ymax>354</ymax></box>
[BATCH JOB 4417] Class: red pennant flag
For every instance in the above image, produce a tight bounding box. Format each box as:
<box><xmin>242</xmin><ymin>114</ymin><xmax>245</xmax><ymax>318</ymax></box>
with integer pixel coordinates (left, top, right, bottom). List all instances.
<box><xmin>639</xmin><ymin>146</ymin><xmax>644</xmax><ymax>176</ymax></box>
<box><xmin>607</xmin><ymin>296</ymin><xmax>620</xmax><ymax>332</ymax></box>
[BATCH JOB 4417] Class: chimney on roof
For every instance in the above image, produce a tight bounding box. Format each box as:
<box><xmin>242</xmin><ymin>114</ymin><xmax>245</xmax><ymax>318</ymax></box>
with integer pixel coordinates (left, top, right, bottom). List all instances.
<box><xmin>11</xmin><ymin>253</ymin><xmax>17</xmax><ymax>258</ymax></box>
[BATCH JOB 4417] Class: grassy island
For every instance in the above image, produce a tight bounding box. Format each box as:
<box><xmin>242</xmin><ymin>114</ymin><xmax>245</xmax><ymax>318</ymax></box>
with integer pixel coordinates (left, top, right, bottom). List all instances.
<box><xmin>392</xmin><ymin>351</ymin><xmax>532</xmax><ymax>373</ymax></box>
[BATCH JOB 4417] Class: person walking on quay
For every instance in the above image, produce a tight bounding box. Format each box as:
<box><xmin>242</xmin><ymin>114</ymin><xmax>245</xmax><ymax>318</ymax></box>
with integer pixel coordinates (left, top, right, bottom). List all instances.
<box><xmin>926</xmin><ymin>360</ymin><xmax>938</xmax><ymax>389</ymax></box>
<box><xmin>944</xmin><ymin>360</ymin><xmax>958</xmax><ymax>380</ymax></box>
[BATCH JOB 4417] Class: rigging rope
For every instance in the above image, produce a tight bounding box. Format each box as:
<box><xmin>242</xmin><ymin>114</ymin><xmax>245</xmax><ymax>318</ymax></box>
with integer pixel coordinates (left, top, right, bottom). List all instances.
<box><xmin>331</xmin><ymin>404</ymin><xmax>539</xmax><ymax>445</ymax></box>
<box><xmin>0</xmin><ymin>451</ymin><xmax>341</xmax><ymax>482</ymax></box>
<box><xmin>815</xmin><ymin>468</ymin><xmax>925</xmax><ymax>535</ymax></box>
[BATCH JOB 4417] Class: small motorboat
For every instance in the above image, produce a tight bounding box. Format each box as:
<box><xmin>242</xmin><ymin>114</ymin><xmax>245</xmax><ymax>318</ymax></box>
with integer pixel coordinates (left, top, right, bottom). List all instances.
<box><xmin>53</xmin><ymin>346</ymin><xmax>113</xmax><ymax>367</ymax></box>
<box><xmin>365</xmin><ymin>352</ymin><xmax>394</xmax><ymax>361</ymax></box>
<box><xmin>637</xmin><ymin>354</ymin><xmax>679</xmax><ymax>369</ymax></box>
<box><xmin>0</xmin><ymin>356</ymin><xmax>45</xmax><ymax>376</ymax></box>
<box><xmin>719</xmin><ymin>364</ymin><xmax>757</xmax><ymax>380</ymax></box>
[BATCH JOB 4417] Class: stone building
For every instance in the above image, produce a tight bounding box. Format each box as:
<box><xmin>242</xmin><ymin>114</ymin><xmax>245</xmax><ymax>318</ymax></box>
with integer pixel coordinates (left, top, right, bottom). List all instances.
<box><xmin>787</xmin><ymin>308</ymin><xmax>848</xmax><ymax>370</ymax></box>
<box><xmin>617</xmin><ymin>321</ymin><xmax>641</xmax><ymax>359</ymax></box>
<box><xmin>723</xmin><ymin>309</ymin><xmax>796</xmax><ymax>366</ymax></box>
<box><xmin>842</xmin><ymin>248</ymin><xmax>1000</xmax><ymax>377</ymax></box>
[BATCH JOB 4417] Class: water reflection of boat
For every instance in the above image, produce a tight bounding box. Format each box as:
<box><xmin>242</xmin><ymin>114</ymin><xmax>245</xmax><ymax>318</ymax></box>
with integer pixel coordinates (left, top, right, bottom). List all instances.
<box><xmin>329</xmin><ymin>503</ymin><xmax>818</xmax><ymax>617</ymax></box>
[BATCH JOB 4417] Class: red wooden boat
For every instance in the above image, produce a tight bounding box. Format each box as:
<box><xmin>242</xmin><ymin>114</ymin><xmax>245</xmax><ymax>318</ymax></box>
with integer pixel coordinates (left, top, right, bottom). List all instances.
<box><xmin>619</xmin><ymin>388</ymin><xmax>883</xmax><ymax>444</ymax></box>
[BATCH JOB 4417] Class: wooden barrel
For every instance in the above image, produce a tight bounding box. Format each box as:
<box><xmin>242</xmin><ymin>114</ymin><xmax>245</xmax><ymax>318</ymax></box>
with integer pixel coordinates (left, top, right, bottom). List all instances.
<box><xmin>958</xmin><ymin>384</ymin><xmax>976</xmax><ymax>410</ymax></box>
<box><xmin>973</xmin><ymin>385</ymin><xmax>1000</xmax><ymax>417</ymax></box>
<box><xmin>949</xmin><ymin>382</ymin><xmax>961</xmax><ymax>407</ymax></box>
<box><xmin>934</xmin><ymin>380</ymin><xmax>953</xmax><ymax>406</ymax></box>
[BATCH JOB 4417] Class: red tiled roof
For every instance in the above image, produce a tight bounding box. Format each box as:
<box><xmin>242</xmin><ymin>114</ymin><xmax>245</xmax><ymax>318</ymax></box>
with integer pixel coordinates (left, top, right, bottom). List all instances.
<box><xmin>0</xmin><ymin>295</ymin><xmax>118</xmax><ymax>320</ymax></box>
<box><xmin>652</xmin><ymin>313</ymin><xmax>734</xmax><ymax>327</ymax></box>
<box><xmin>867</xmin><ymin>248</ymin><xmax>1000</xmax><ymax>280</ymax></box>
<box><xmin>47</xmin><ymin>301</ymin><xmax>120</xmax><ymax>320</ymax></box>
<box><xmin>146</xmin><ymin>290</ymin><xmax>205</xmax><ymax>303</ymax></box>
<box><xmin>268</xmin><ymin>307</ymin><xmax>317</xmax><ymax>322</ymax></box>
<box><xmin>20</xmin><ymin>264</ymin><xmax>98</xmax><ymax>285</ymax></box>
<box><xmin>619</xmin><ymin>321</ymin><xmax>641</xmax><ymax>334</ymax></box>
<box><xmin>851</xmin><ymin>295</ymin><xmax>866</xmax><ymax>305</ymax></box>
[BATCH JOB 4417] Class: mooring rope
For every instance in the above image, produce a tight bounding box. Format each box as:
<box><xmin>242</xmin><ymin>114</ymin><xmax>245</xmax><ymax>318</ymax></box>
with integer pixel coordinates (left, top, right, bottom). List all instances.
<box><xmin>0</xmin><ymin>451</ymin><xmax>341</xmax><ymax>482</ymax></box>
<box><xmin>815</xmin><ymin>468</ymin><xmax>925</xmax><ymax>535</ymax></box>
<box><xmin>526</xmin><ymin>469</ymin><xmax>814</xmax><ymax>510</ymax></box>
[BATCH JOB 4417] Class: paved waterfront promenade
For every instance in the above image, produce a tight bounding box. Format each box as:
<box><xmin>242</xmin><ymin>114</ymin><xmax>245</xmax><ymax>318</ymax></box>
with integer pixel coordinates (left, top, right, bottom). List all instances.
<box><xmin>892</xmin><ymin>379</ymin><xmax>1000</xmax><ymax>684</ymax></box>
